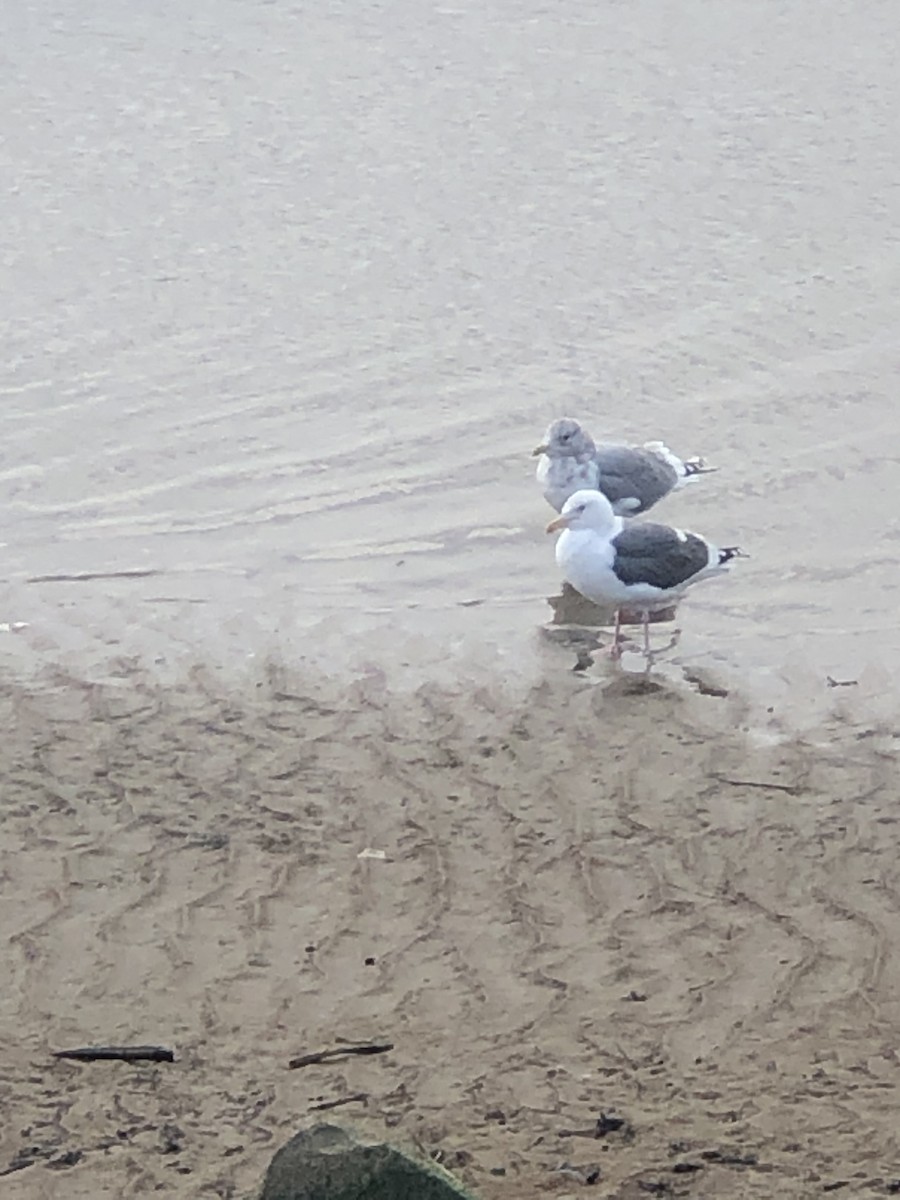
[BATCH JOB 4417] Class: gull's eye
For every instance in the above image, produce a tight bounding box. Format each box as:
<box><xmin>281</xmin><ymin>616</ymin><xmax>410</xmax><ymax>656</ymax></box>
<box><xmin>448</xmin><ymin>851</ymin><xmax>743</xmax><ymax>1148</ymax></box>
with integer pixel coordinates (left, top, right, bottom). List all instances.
<box><xmin>560</xmin><ymin>431</ymin><xmax>571</xmax><ymax>441</ymax></box>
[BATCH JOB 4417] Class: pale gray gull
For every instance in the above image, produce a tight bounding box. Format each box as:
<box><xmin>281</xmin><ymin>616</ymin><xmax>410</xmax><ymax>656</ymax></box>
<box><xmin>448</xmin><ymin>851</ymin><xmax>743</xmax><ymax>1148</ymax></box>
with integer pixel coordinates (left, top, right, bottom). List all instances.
<box><xmin>547</xmin><ymin>488</ymin><xmax>742</xmax><ymax>660</ymax></box>
<box><xmin>533</xmin><ymin>416</ymin><xmax>714</xmax><ymax>515</ymax></box>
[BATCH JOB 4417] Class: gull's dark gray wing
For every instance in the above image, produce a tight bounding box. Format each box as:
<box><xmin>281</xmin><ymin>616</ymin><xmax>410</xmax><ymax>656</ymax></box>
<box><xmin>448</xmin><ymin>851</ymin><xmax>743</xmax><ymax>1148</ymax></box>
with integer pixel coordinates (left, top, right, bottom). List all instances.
<box><xmin>593</xmin><ymin>445</ymin><xmax>679</xmax><ymax>514</ymax></box>
<box><xmin>611</xmin><ymin>522</ymin><xmax>711</xmax><ymax>590</ymax></box>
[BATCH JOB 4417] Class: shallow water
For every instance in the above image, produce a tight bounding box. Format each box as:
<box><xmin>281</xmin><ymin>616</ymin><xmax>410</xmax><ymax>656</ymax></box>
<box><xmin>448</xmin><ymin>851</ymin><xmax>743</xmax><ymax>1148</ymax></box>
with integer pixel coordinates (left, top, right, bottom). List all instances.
<box><xmin>3</xmin><ymin>1</ymin><xmax>900</xmax><ymax>694</ymax></box>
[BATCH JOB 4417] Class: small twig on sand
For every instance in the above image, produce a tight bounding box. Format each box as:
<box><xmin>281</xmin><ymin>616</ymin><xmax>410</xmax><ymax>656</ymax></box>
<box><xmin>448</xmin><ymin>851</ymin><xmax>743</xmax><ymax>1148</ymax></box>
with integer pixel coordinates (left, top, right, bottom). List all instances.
<box><xmin>826</xmin><ymin>675</ymin><xmax>858</xmax><ymax>688</ymax></box>
<box><xmin>53</xmin><ymin>1045</ymin><xmax>175</xmax><ymax>1064</ymax></box>
<box><xmin>309</xmin><ymin>1092</ymin><xmax>369</xmax><ymax>1112</ymax></box>
<box><xmin>683</xmin><ymin>669</ymin><xmax>729</xmax><ymax>699</ymax></box>
<box><xmin>288</xmin><ymin>1041</ymin><xmax>393</xmax><ymax>1070</ymax></box>
<box><xmin>558</xmin><ymin>1113</ymin><xmax>630</xmax><ymax>1140</ymax></box>
<box><xmin>714</xmin><ymin>776</ymin><xmax>800</xmax><ymax>795</ymax></box>
<box><xmin>27</xmin><ymin>569</ymin><xmax>161</xmax><ymax>584</ymax></box>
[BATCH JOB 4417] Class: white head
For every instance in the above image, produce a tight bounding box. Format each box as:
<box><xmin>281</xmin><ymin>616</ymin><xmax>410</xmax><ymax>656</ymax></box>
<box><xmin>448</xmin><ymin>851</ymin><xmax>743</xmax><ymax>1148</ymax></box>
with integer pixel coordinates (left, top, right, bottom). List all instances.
<box><xmin>546</xmin><ymin>488</ymin><xmax>617</xmax><ymax>536</ymax></box>
<box><xmin>532</xmin><ymin>417</ymin><xmax>595</xmax><ymax>460</ymax></box>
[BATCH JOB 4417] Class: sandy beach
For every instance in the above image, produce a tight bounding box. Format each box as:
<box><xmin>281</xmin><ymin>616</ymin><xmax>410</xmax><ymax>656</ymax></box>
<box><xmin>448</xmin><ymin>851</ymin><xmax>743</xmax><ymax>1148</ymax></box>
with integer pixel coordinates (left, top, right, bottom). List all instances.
<box><xmin>3</xmin><ymin>660</ymin><xmax>900</xmax><ymax>1198</ymax></box>
<box><xmin>3</xmin><ymin>0</ymin><xmax>900</xmax><ymax>1195</ymax></box>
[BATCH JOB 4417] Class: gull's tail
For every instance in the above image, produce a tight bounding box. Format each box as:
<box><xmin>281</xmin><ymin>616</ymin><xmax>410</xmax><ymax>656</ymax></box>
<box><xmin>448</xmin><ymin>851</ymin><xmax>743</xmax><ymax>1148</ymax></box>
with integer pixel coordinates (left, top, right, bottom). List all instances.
<box><xmin>718</xmin><ymin>546</ymin><xmax>745</xmax><ymax>566</ymax></box>
<box><xmin>643</xmin><ymin>440</ymin><xmax>717</xmax><ymax>483</ymax></box>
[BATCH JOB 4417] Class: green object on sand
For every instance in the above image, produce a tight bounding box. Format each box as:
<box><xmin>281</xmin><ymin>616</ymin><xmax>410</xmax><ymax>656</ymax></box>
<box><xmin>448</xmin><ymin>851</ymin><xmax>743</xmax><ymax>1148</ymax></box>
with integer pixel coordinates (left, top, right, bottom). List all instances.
<box><xmin>259</xmin><ymin>1124</ymin><xmax>478</xmax><ymax>1200</ymax></box>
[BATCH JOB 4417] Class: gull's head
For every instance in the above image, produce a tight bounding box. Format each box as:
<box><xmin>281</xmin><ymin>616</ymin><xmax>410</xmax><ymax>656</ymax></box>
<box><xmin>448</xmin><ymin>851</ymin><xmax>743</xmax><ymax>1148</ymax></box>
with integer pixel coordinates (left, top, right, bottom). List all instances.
<box><xmin>546</xmin><ymin>489</ymin><xmax>616</xmax><ymax>535</ymax></box>
<box><xmin>532</xmin><ymin>417</ymin><xmax>593</xmax><ymax>459</ymax></box>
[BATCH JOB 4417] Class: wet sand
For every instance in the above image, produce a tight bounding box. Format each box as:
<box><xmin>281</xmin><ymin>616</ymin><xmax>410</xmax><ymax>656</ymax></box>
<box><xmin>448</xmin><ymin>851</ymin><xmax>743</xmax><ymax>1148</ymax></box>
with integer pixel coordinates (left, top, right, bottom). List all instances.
<box><xmin>3</xmin><ymin>0</ymin><xmax>900</xmax><ymax>1196</ymax></box>
<box><xmin>2</xmin><ymin>0</ymin><xmax>900</xmax><ymax>688</ymax></box>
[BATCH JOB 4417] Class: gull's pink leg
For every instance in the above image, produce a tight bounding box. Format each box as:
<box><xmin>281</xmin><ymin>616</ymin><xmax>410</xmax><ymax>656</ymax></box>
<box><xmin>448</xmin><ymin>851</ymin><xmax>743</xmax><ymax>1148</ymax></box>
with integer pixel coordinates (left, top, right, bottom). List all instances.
<box><xmin>643</xmin><ymin>611</ymin><xmax>651</xmax><ymax>658</ymax></box>
<box><xmin>609</xmin><ymin>608</ymin><xmax>623</xmax><ymax>661</ymax></box>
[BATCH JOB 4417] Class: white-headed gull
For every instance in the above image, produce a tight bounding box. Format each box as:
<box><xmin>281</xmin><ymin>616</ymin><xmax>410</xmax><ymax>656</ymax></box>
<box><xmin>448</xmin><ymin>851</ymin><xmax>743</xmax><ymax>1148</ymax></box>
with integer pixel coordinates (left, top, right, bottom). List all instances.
<box><xmin>533</xmin><ymin>416</ymin><xmax>714</xmax><ymax>515</ymax></box>
<box><xmin>547</xmin><ymin>488</ymin><xmax>742</xmax><ymax>660</ymax></box>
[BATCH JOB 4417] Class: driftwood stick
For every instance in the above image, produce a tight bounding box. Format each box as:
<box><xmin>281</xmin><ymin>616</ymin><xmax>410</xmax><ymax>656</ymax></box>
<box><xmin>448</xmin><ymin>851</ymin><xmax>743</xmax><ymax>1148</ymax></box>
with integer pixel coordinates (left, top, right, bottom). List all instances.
<box><xmin>309</xmin><ymin>1092</ymin><xmax>369</xmax><ymax>1112</ymax></box>
<box><xmin>53</xmin><ymin>1045</ymin><xmax>175</xmax><ymax>1064</ymax></box>
<box><xmin>288</xmin><ymin>1041</ymin><xmax>393</xmax><ymax>1069</ymax></box>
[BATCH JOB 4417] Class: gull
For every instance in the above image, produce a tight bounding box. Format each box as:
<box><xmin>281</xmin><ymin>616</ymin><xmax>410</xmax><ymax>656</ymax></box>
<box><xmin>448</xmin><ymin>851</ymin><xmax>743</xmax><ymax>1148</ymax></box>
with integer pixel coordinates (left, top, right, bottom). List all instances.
<box><xmin>533</xmin><ymin>416</ymin><xmax>715</xmax><ymax>515</ymax></box>
<box><xmin>546</xmin><ymin>488</ymin><xmax>742</xmax><ymax>661</ymax></box>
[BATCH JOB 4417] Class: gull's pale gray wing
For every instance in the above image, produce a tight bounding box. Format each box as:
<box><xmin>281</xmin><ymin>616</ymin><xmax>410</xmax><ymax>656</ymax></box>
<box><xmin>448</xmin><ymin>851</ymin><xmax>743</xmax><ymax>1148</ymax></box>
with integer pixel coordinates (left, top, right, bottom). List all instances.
<box><xmin>611</xmin><ymin>522</ymin><xmax>711</xmax><ymax>590</ymax></box>
<box><xmin>593</xmin><ymin>445</ymin><xmax>680</xmax><ymax>514</ymax></box>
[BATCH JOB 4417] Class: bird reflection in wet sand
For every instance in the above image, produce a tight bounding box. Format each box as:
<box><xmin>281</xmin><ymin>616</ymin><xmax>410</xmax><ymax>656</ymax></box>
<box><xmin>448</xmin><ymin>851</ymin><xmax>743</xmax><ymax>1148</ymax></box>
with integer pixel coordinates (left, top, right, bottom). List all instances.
<box><xmin>544</xmin><ymin>583</ymin><xmax>680</xmax><ymax>670</ymax></box>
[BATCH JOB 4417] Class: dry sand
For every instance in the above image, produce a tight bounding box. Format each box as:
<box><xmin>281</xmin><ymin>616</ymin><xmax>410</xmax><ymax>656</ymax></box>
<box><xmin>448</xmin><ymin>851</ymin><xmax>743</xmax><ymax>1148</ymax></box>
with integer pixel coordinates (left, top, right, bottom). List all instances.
<box><xmin>3</xmin><ymin>659</ymin><xmax>900</xmax><ymax>1198</ymax></box>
